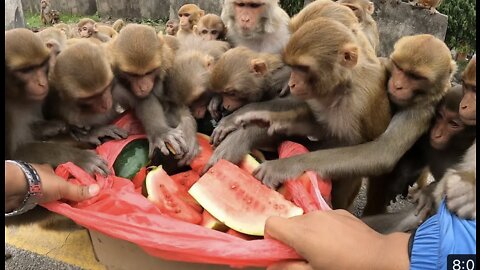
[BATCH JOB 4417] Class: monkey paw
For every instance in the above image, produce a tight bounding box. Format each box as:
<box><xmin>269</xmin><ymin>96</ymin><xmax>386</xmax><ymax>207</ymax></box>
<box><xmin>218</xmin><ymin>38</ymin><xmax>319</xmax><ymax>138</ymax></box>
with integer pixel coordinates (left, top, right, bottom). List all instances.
<box><xmin>211</xmin><ymin>115</ymin><xmax>240</xmax><ymax>146</ymax></box>
<box><xmin>76</xmin><ymin>125</ymin><xmax>128</xmax><ymax>145</ymax></box>
<box><xmin>254</xmin><ymin>159</ymin><xmax>304</xmax><ymax>189</ymax></box>
<box><xmin>445</xmin><ymin>174</ymin><xmax>476</xmax><ymax>219</ymax></box>
<box><xmin>149</xmin><ymin>127</ymin><xmax>187</xmax><ymax>158</ymax></box>
<box><xmin>177</xmin><ymin>135</ymin><xmax>200</xmax><ymax>167</ymax></box>
<box><xmin>75</xmin><ymin>150</ymin><xmax>110</xmax><ymax>176</ymax></box>
<box><xmin>235</xmin><ymin>111</ymin><xmax>272</xmax><ymax>129</ymax></box>
<box><xmin>208</xmin><ymin>95</ymin><xmax>223</xmax><ymax>121</ymax></box>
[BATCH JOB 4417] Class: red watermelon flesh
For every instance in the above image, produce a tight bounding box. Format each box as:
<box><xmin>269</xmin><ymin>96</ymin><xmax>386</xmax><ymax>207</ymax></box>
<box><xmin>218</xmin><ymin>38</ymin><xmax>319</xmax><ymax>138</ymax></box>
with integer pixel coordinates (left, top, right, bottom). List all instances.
<box><xmin>146</xmin><ymin>166</ymin><xmax>202</xmax><ymax>224</ymax></box>
<box><xmin>278</xmin><ymin>141</ymin><xmax>332</xmax><ymax>211</ymax></box>
<box><xmin>189</xmin><ymin>160</ymin><xmax>304</xmax><ymax>236</ymax></box>
<box><xmin>171</xmin><ymin>171</ymin><xmax>200</xmax><ymax>190</ymax></box>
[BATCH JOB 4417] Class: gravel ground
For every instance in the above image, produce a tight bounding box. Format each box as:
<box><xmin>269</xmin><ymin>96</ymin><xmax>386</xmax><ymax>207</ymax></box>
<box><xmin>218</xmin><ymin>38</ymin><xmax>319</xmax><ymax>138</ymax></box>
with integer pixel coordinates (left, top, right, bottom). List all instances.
<box><xmin>5</xmin><ymin>244</ymin><xmax>82</xmax><ymax>270</ymax></box>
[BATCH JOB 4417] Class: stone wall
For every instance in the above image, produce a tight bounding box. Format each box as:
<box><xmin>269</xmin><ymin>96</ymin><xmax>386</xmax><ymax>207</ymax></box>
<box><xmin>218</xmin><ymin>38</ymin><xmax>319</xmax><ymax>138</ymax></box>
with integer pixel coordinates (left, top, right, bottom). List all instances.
<box><xmin>21</xmin><ymin>0</ymin><xmax>97</xmax><ymax>15</ymax></box>
<box><xmin>372</xmin><ymin>0</ymin><xmax>448</xmax><ymax>57</ymax></box>
<box><xmin>5</xmin><ymin>0</ymin><xmax>25</xmax><ymax>30</ymax></box>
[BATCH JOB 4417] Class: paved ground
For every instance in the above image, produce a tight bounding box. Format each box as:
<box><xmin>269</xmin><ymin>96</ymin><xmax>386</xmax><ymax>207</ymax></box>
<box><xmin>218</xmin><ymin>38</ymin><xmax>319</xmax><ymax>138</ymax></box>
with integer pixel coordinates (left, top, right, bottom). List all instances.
<box><xmin>5</xmin><ymin>244</ymin><xmax>82</xmax><ymax>270</ymax></box>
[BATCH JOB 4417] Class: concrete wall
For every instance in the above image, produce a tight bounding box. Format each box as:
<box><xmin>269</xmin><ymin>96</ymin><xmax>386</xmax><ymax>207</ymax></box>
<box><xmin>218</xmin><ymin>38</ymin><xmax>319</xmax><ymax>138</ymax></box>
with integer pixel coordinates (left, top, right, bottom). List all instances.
<box><xmin>21</xmin><ymin>0</ymin><xmax>97</xmax><ymax>15</ymax></box>
<box><xmin>5</xmin><ymin>0</ymin><xmax>26</xmax><ymax>29</ymax></box>
<box><xmin>372</xmin><ymin>0</ymin><xmax>448</xmax><ymax>57</ymax></box>
<box><xmin>168</xmin><ymin>0</ymin><xmax>223</xmax><ymax>20</ymax></box>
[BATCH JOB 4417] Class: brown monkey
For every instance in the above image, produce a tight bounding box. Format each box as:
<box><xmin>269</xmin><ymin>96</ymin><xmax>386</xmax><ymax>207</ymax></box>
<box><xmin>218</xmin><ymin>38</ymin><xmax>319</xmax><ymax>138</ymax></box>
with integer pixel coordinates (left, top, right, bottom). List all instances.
<box><xmin>221</xmin><ymin>0</ymin><xmax>291</xmax><ymax>53</ymax></box>
<box><xmin>231</xmin><ymin>18</ymin><xmax>391</xmax><ymax>210</ymax></box>
<box><xmin>165</xmin><ymin>36</ymin><xmax>231</xmax><ymax>120</ymax></box>
<box><xmin>112</xmin><ymin>18</ymin><xmax>126</xmax><ymax>33</ymax></box>
<box><xmin>176</xmin><ymin>4</ymin><xmax>205</xmax><ymax>40</ymax></box>
<box><xmin>337</xmin><ymin>0</ymin><xmax>379</xmax><ymax>53</ymax></box>
<box><xmin>40</xmin><ymin>0</ymin><xmax>60</xmax><ymax>25</ymax></box>
<box><xmin>36</xmin><ymin>27</ymin><xmax>67</xmax><ymax>55</ymax></box>
<box><xmin>97</xmin><ymin>24</ymin><xmax>119</xmax><ymax>39</ymax></box>
<box><xmin>77</xmin><ymin>18</ymin><xmax>111</xmax><ymax>42</ymax></box>
<box><xmin>42</xmin><ymin>40</ymin><xmax>128</xmax><ymax>174</ymax></box>
<box><xmin>236</xmin><ymin>34</ymin><xmax>455</xmax><ymax>214</ymax></box>
<box><xmin>408</xmin><ymin>0</ymin><xmax>443</xmax><ymax>14</ymax></box>
<box><xmin>165</xmin><ymin>18</ymin><xmax>179</xmax><ymax>36</ymax></box>
<box><xmin>194</xmin><ymin>14</ymin><xmax>227</xmax><ymax>41</ymax></box>
<box><xmin>54</xmin><ymin>23</ymin><xmax>76</xmax><ymax>38</ymax></box>
<box><xmin>107</xmin><ymin>24</ymin><xmax>196</xmax><ymax>164</ymax></box>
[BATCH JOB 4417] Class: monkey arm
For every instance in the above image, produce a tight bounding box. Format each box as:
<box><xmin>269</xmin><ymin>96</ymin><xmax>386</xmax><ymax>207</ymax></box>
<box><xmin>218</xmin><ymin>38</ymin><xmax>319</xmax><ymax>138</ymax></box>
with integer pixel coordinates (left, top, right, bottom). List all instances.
<box><xmin>361</xmin><ymin>204</ymin><xmax>423</xmax><ymax>234</ymax></box>
<box><xmin>175</xmin><ymin>106</ymin><xmax>200</xmax><ymax>166</ymax></box>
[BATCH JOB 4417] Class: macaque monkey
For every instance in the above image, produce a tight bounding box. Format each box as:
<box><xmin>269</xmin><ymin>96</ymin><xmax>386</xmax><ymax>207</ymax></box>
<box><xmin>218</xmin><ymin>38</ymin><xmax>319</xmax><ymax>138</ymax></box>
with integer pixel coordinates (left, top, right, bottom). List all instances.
<box><xmin>165</xmin><ymin>18</ymin><xmax>179</xmax><ymax>36</ymax></box>
<box><xmin>408</xmin><ymin>0</ymin><xmax>443</xmax><ymax>14</ymax></box>
<box><xmin>36</xmin><ymin>27</ymin><xmax>67</xmax><ymax>55</ymax></box>
<box><xmin>42</xmin><ymin>41</ymin><xmax>127</xmax><ymax>174</ymax></box>
<box><xmin>54</xmin><ymin>23</ymin><xmax>76</xmax><ymax>38</ymax></box>
<box><xmin>77</xmin><ymin>18</ymin><xmax>111</xmax><ymax>42</ymax></box>
<box><xmin>290</xmin><ymin>0</ymin><xmax>378</xmax><ymax>55</ymax></box>
<box><xmin>433</xmin><ymin>54</ymin><xmax>476</xmax><ymax>219</ymax></box>
<box><xmin>230</xmin><ymin>18</ymin><xmax>391</xmax><ymax>209</ymax></box>
<box><xmin>176</xmin><ymin>4</ymin><xmax>205</xmax><ymax>40</ymax></box>
<box><xmin>96</xmin><ymin>24</ymin><xmax>119</xmax><ymax>39</ymax></box>
<box><xmin>221</xmin><ymin>0</ymin><xmax>291</xmax><ymax>53</ymax></box>
<box><xmin>112</xmin><ymin>18</ymin><xmax>126</xmax><ymax>33</ymax></box>
<box><xmin>40</xmin><ymin>0</ymin><xmax>60</xmax><ymax>25</ymax></box>
<box><xmin>194</xmin><ymin>14</ymin><xmax>227</xmax><ymax>41</ymax></box>
<box><xmin>337</xmin><ymin>0</ymin><xmax>379</xmax><ymax>53</ymax></box>
<box><xmin>165</xmin><ymin>36</ymin><xmax>231</xmax><ymax>120</ymax></box>
<box><xmin>107</xmin><ymin>24</ymin><xmax>196</xmax><ymax>164</ymax></box>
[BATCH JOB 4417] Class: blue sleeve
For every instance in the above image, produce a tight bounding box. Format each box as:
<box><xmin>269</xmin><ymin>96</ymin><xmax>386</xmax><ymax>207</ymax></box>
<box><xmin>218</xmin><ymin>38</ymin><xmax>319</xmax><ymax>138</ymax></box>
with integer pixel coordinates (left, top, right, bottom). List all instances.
<box><xmin>410</xmin><ymin>199</ymin><xmax>476</xmax><ymax>270</ymax></box>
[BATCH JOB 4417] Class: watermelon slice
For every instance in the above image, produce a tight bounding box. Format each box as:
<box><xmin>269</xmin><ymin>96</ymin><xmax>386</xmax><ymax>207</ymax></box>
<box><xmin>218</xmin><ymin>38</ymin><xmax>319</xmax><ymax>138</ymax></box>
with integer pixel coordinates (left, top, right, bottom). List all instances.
<box><xmin>113</xmin><ymin>138</ymin><xmax>150</xmax><ymax>180</ymax></box>
<box><xmin>200</xmin><ymin>210</ymin><xmax>229</xmax><ymax>232</ymax></box>
<box><xmin>171</xmin><ymin>171</ymin><xmax>200</xmax><ymax>190</ymax></box>
<box><xmin>189</xmin><ymin>160</ymin><xmax>304</xmax><ymax>236</ymax></box>
<box><xmin>146</xmin><ymin>166</ymin><xmax>202</xmax><ymax>224</ymax></box>
<box><xmin>226</xmin><ymin>229</ymin><xmax>261</xmax><ymax>241</ymax></box>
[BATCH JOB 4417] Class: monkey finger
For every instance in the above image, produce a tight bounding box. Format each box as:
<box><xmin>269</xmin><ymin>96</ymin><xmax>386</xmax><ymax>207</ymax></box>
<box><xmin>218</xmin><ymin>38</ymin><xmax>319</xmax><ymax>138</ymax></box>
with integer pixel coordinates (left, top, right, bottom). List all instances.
<box><xmin>453</xmin><ymin>203</ymin><xmax>476</xmax><ymax>219</ymax></box>
<box><xmin>111</xmin><ymin>126</ymin><xmax>129</xmax><ymax>138</ymax></box>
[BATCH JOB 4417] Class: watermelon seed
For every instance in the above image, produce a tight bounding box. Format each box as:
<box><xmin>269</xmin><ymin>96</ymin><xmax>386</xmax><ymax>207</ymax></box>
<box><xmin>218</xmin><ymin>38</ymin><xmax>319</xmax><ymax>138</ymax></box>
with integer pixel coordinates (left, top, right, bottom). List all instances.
<box><xmin>230</xmin><ymin>184</ymin><xmax>237</xmax><ymax>189</ymax></box>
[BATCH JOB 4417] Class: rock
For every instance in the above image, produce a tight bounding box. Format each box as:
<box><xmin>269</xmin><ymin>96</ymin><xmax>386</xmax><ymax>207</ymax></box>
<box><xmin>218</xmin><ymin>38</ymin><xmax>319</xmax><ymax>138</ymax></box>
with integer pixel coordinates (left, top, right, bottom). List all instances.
<box><xmin>5</xmin><ymin>0</ymin><xmax>26</xmax><ymax>30</ymax></box>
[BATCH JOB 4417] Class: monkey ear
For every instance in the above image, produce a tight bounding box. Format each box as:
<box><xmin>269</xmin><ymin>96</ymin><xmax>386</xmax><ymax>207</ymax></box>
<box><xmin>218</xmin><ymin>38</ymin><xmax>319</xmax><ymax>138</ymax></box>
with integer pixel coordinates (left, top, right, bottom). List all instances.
<box><xmin>367</xmin><ymin>2</ymin><xmax>375</xmax><ymax>15</ymax></box>
<box><xmin>205</xmin><ymin>55</ymin><xmax>215</xmax><ymax>71</ymax></box>
<box><xmin>46</xmin><ymin>39</ymin><xmax>61</xmax><ymax>55</ymax></box>
<box><xmin>93</xmin><ymin>23</ymin><xmax>99</xmax><ymax>32</ymax></box>
<box><xmin>250</xmin><ymin>59</ymin><xmax>268</xmax><ymax>76</ymax></box>
<box><xmin>199</xmin><ymin>10</ymin><xmax>205</xmax><ymax>17</ymax></box>
<box><xmin>193</xmin><ymin>25</ymin><xmax>198</xmax><ymax>35</ymax></box>
<box><xmin>339</xmin><ymin>43</ymin><xmax>358</xmax><ymax>68</ymax></box>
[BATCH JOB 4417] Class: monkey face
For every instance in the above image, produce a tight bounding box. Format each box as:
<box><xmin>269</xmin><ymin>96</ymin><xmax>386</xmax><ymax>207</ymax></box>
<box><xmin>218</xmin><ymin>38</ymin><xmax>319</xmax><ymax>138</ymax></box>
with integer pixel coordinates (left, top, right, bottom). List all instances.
<box><xmin>430</xmin><ymin>106</ymin><xmax>465</xmax><ymax>150</ymax></box>
<box><xmin>120</xmin><ymin>69</ymin><xmax>159</xmax><ymax>98</ymax></box>
<box><xmin>14</xmin><ymin>62</ymin><xmax>49</xmax><ymax>101</ymax></box>
<box><xmin>387</xmin><ymin>63</ymin><xmax>429</xmax><ymax>107</ymax></box>
<box><xmin>166</xmin><ymin>22</ymin><xmax>179</xmax><ymax>35</ymax></box>
<box><xmin>198</xmin><ymin>28</ymin><xmax>220</xmax><ymax>41</ymax></box>
<box><xmin>77</xmin><ymin>85</ymin><xmax>113</xmax><ymax>114</ymax></box>
<box><xmin>233</xmin><ymin>1</ymin><xmax>266</xmax><ymax>34</ymax></box>
<box><xmin>459</xmin><ymin>87</ymin><xmax>476</xmax><ymax>125</ymax></box>
<box><xmin>288</xmin><ymin>67</ymin><xmax>314</xmax><ymax>100</ymax></box>
<box><xmin>79</xmin><ymin>23</ymin><xmax>94</xmax><ymax>38</ymax></box>
<box><xmin>179</xmin><ymin>13</ymin><xmax>192</xmax><ymax>30</ymax></box>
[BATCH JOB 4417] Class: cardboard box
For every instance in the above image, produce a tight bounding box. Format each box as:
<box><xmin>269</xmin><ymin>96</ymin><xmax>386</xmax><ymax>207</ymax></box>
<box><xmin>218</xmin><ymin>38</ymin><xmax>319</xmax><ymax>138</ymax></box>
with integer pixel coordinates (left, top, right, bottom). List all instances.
<box><xmin>89</xmin><ymin>229</ymin><xmax>264</xmax><ymax>270</ymax></box>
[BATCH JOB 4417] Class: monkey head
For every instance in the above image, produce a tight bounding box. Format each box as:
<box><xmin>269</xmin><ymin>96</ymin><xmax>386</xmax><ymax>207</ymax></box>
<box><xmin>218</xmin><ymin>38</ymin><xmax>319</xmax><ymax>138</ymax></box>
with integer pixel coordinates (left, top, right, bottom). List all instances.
<box><xmin>50</xmin><ymin>41</ymin><xmax>114</xmax><ymax>114</ymax></box>
<box><xmin>110</xmin><ymin>24</ymin><xmax>168</xmax><ymax>98</ymax></box>
<box><xmin>5</xmin><ymin>28</ymin><xmax>52</xmax><ymax>101</ymax></box>
<box><xmin>337</xmin><ymin>0</ymin><xmax>374</xmax><ymax>23</ymax></box>
<box><xmin>194</xmin><ymin>14</ymin><xmax>226</xmax><ymax>41</ymax></box>
<box><xmin>166</xmin><ymin>19</ymin><xmax>179</xmax><ymax>36</ymax></box>
<box><xmin>40</xmin><ymin>0</ymin><xmax>48</xmax><ymax>9</ymax></box>
<box><xmin>429</xmin><ymin>85</ymin><xmax>466</xmax><ymax>150</ymax></box>
<box><xmin>78</xmin><ymin>18</ymin><xmax>98</xmax><ymax>38</ymax></box>
<box><xmin>178</xmin><ymin>4</ymin><xmax>205</xmax><ymax>31</ymax></box>
<box><xmin>210</xmin><ymin>46</ymin><xmax>278</xmax><ymax>112</ymax></box>
<box><xmin>459</xmin><ymin>54</ymin><xmax>476</xmax><ymax>125</ymax></box>
<box><xmin>387</xmin><ymin>34</ymin><xmax>456</xmax><ymax>108</ymax></box>
<box><xmin>284</xmin><ymin>18</ymin><xmax>360</xmax><ymax>101</ymax></box>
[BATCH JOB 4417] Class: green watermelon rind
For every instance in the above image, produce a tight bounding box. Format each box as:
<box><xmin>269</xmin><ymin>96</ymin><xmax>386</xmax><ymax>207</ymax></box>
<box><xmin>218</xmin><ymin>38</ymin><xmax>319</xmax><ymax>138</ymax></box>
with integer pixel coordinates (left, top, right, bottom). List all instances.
<box><xmin>113</xmin><ymin>139</ymin><xmax>149</xmax><ymax>180</ymax></box>
<box><xmin>188</xmin><ymin>161</ymin><xmax>304</xmax><ymax>236</ymax></box>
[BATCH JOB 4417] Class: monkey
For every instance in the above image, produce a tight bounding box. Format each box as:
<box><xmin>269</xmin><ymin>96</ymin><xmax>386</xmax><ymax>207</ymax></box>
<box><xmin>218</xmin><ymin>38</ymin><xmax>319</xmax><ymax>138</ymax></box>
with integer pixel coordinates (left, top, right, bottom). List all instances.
<box><xmin>226</xmin><ymin>18</ymin><xmax>391</xmax><ymax>210</ymax></box>
<box><xmin>408</xmin><ymin>0</ymin><xmax>443</xmax><ymax>14</ymax></box>
<box><xmin>165</xmin><ymin>36</ymin><xmax>231</xmax><ymax>119</ymax></box>
<box><xmin>35</xmin><ymin>27</ymin><xmax>67</xmax><ymax>55</ymax></box>
<box><xmin>53</xmin><ymin>23</ymin><xmax>76</xmax><ymax>38</ymax></box>
<box><xmin>432</xmin><ymin>54</ymin><xmax>476</xmax><ymax>219</ymax></box>
<box><xmin>194</xmin><ymin>14</ymin><xmax>227</xmax><ymax>41</ymax></box>
<box><xmin>176</xmin><ymin>4</ymin><xmax>205</xmax><ymax>40</ymax></box>
<box><xmin>337</xmin><ymin>0</ymin><xmax>380</xmax><ymax>53</ymax></box>
<box><xmin>77</xmin><ymin>18</ymin><xmax>111</xmax><ymax>42</ymax></box>
<box><xmin>112</xmin><ymin>18</ymin><xmax>126</xmax><ymax>33</ymax></box>
<box><xmin>40</xmin><ymin>0</ymin><xmax>60</xmax><ymax>25</ymax></box>
<box><xmin>96</xmin><ymin>24</ymin><xmax>119</xmax><ymax>39</ymax></box>
<box><xmin>289</xmin><ymin>0</ymin><xmax>378</xmax><ymax>55</ymax></box>
<box><xmin>106</xmin><ymin>24</ymin><xmax>197</xmax><ymax>165</ymax></box>
<box><xmin>165</xmin><ymin>18</ymin><xmax>179</xmax><ymax>36</ymax></box>
<box><xmin>221</xmin><ymin>0</ymin><xmax>291</xmax><ymax>54</ymax></box>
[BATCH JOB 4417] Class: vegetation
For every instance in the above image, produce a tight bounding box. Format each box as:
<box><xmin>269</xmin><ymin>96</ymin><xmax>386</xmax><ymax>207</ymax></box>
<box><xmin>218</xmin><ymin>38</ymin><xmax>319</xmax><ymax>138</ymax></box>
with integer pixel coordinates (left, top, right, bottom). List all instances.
<box><xmin>279</xmin><ymin>0</ymin><xmax>304</xmax><ymax>17</ymax></box>
<box><xmin>438</xmin><ymin>0</ymin><xmax>476</xmax><ymax>55</ymax></box>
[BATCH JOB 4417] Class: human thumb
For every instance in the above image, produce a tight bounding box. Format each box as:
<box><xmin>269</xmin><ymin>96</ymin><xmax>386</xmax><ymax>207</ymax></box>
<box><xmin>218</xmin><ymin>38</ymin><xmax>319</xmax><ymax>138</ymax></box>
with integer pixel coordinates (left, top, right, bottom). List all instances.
<box><xmin>61</xmin><ymin>182</ymin><xmax>100</xmax><ymax>202</ymax></box>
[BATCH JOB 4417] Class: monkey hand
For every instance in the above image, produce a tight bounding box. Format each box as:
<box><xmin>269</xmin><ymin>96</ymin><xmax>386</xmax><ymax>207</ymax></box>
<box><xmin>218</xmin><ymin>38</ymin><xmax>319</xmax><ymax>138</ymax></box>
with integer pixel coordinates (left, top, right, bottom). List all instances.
<box><xmin>74</xmin><ymin>150</ymin><xmax>110</xmax><ymax>176</ymax></box>
<box><xmin>201</xmin><ymin>133</ymin><xmax>251</xmax><ymax>175</ymax></box>
<box><xmin>211</xmin><ymin>114</ymin><xmax>241</xmax><ymax>146</ymax></box>
<box><xmin>407</xmin><ymin>185</ymin><xmax>434</xmax><ymax>221</ymax></box>
<box><xmin>208</xmin><ymin>95</ymin><xmax>223</xmax><ymax>121</ymax></box>
<box><xmin>177</xmin><ymin>133</ymin><xmax>200</xmax><ymax>167</ymax></box>
<box><xmin>75</xmin><ymin>125</ymin><xmax>129</xmax><ymax>145</ymax></box>
<box><xmin>445</xmin><ymin>174</ymin><xmax>476</xmax><ymax>219</ymax></box>
<box><xmin>148</xmin><ymin>127</ymin><xmax>187</xmax><ymax>158</ymax></box>
<box><xmin>254</xmin><ymin>158</ymin><xmax>304</xmax><ymax>189</ymax></box>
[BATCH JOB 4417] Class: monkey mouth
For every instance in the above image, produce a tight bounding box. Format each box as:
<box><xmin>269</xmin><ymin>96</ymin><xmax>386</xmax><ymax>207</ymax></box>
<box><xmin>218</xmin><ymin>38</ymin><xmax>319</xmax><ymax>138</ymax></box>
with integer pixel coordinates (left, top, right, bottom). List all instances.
<box><xmin>460</xmin><ymin>115</ymin><xmax>476</xmax><ymax>126</ymax></box>
<box><xmin>29</xmin><ymin>92</ymin><xmax>48</xmax><ymax>101</ymax></box>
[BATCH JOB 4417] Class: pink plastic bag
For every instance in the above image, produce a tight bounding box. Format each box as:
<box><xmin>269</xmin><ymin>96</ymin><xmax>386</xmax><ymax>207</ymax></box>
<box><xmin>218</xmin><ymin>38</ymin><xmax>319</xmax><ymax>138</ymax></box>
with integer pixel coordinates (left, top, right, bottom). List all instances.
<box><xmin>41</xmin><ymin>112</ymin><xmax>330</xmax><ymax>268</ymax></box>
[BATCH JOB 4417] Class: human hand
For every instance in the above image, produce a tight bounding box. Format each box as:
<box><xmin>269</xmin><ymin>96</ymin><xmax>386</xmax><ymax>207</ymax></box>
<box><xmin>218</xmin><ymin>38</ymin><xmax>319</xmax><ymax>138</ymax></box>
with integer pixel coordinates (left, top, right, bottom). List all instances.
<box><xmin>265</xmin><ymin>210</ymin><xmax>410</xmax><ymax>270</ymax></box>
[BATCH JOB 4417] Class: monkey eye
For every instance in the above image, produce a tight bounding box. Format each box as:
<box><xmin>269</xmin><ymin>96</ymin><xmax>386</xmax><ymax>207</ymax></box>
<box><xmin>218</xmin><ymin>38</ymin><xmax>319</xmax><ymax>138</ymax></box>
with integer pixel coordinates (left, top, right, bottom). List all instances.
<box><xmin>202</xmin><ymin>29</ymin><xmax>208</xmax><ymax>34</ymax></box>
<box><xmin>211</xmin><ymin>30</ymin><xmax>218</xmax><ymax>35</ymax></box>
<box><xmin>292</xmin><ymin>65</ymin><xmax>310</xmax><ymax>74</ymax></box>
<box><xmin>449</xmin><ymin>120</ymin><xmax>462</xmax><ymax>129</ymax></box>
<box><xmin>407</xmin><ymin>72</ymin><xmax>425</xmax><ymax>81</ymax></box>
<box><xmin>235</xmin><ymin>3</ymin><xmax>246</xmax><ymax>7</ymax></box>
<box><xmin>248</xmin><ymin>3</ymin><xmax>263</xmax><ymax>8</ymax></box>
